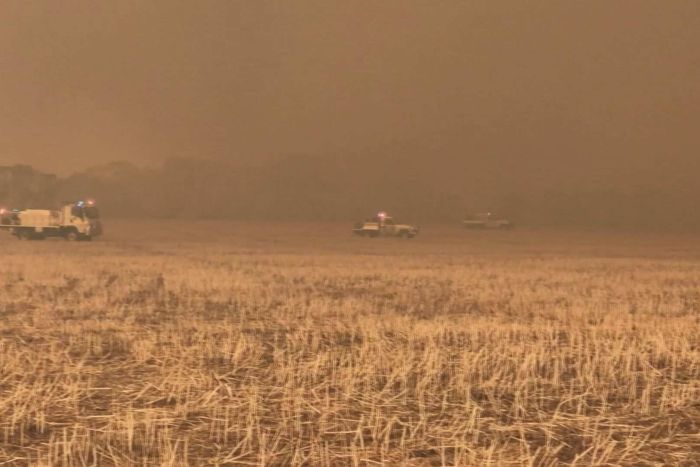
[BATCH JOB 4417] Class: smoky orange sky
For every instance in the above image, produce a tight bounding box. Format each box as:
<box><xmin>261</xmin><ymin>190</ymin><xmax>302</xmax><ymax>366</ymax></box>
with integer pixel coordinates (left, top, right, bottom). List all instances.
<box><xmin>1</xmin><ymin>1</ymin><xmax>699</xmax><ymax>193</ymax></box>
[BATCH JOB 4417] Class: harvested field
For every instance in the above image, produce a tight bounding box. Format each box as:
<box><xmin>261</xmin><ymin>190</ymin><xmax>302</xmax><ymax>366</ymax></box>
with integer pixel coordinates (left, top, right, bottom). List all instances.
<box><xmin>0</xmin><ymin>221</ymin><xmax>699</xmax><ymax>465</ymax></box>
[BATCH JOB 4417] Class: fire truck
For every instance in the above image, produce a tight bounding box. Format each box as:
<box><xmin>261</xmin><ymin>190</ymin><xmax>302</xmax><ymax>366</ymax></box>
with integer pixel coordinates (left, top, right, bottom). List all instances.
<box><xmin>0</xmin><ymin>200</ymin><xmax>102</xmax><ymax>241</ymax></box>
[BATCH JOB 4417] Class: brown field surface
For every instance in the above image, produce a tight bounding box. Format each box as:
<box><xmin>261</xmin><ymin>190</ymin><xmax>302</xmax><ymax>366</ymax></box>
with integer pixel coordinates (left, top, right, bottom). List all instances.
<box><xmin>0</xmin><ymin>221</ymin><xmax>699</xmax><ymax>465</ymax></box>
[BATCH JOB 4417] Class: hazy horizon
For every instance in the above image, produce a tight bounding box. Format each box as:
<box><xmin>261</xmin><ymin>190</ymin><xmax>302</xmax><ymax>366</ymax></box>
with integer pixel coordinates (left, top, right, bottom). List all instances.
<box><xmin>1</xmin><ymin>1</ymin><xmax>699</xmax><ymax>218</ymax></box>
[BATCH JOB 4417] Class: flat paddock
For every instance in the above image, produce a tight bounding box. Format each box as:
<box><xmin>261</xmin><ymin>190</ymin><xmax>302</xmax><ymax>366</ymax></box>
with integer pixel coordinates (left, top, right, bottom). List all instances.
<box><xmin>0</xmin><ymin>221</ymin><xmax>698</xmax><ymax>465</ymax></box>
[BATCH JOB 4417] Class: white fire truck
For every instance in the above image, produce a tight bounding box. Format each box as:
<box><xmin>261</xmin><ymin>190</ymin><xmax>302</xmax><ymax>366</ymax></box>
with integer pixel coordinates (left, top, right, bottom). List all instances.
<box><xmin>0</xmin><ymin>200</ymin><xmax>102</xmax><ymax>241</ymax></box>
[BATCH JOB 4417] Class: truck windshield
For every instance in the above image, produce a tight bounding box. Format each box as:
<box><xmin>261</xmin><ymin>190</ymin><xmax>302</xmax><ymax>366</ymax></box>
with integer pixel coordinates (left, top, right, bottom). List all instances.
<box><xmin>84</xmin><ymin>206</ymin><xmax>100</xmax><ymax>219</ymax></box>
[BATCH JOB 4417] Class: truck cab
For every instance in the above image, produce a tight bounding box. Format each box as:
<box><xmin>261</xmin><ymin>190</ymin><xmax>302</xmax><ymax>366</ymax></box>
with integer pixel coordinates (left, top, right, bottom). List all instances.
<box><xmin>0</xmin><ymin>208</ymin><xmax>15</xmax><ymax>226</ymax></box>
<box><xmin>61</xmin><ymin>201</ymin><xmax>103</xmax><ymax>240</ymax></box>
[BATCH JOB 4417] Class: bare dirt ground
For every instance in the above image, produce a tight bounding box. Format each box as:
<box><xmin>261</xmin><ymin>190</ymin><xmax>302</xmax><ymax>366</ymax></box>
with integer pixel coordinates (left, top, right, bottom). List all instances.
<box><xmin>0</xmin><ymin>221</ymin><xmax>699</xmax><ymax>465</ymax></box>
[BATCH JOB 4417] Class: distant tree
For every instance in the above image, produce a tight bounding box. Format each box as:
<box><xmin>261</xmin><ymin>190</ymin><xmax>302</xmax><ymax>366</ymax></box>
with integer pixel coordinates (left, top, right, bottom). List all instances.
<box><xmin>0</xmin><ymin>165</ymin><xmax>58</xmax><ymax>208</ymax></box>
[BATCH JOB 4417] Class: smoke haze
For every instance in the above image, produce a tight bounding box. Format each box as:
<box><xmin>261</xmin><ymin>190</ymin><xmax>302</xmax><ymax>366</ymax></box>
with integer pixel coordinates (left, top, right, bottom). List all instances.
<box><xmin>1</xmin><ymin>1</ymin><xmax>699</xmax><ymax>225</ymax></box>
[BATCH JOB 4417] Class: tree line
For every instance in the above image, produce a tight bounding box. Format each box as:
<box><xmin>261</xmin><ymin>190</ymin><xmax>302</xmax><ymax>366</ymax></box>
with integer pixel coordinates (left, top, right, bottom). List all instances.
<box><xmin>1</xmin><ymin>159</ymin><xmax>698</xmax><ymax>229</ymax></box>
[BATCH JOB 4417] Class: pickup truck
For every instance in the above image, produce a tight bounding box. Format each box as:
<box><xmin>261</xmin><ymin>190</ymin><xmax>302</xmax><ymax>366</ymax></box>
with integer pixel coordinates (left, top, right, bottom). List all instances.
<box><xmin>463</xmin><ymin>212</ymin><xmax>514</xmax><ymax>230</ymax></box>
<box><xmin>353</xmin><ymin>212</ymin><xmax>419</xmax><ymax>238</ymax></box>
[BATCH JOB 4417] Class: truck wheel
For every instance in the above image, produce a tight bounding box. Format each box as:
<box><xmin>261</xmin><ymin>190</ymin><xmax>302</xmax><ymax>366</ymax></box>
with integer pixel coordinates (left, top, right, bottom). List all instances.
<box><xmin>65</xmin><ymin>231</ymin><xmax>79</xmax><ymax>242</ymax></box>
<box><xmin>399</xmin><ymin>230</ymin><xmax>410</xmax><ymax>238</ymax></box>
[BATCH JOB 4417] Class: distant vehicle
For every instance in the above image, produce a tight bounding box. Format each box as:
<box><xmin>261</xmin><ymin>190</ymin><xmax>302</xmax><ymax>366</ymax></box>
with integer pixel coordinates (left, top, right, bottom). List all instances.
<box><xmin>463</xmin><ymin>212</ymin><xmax>514</xmax><ymax>230</ymax></box>
<box><xmin>353</xmin><ymin>212</ymin><xmax>419</xmax><ymax>238</ymax></box>
<box><xmin>0</xmin><ymin>200</ymin><xmax>102</xmax><ymax>241</ymax></box>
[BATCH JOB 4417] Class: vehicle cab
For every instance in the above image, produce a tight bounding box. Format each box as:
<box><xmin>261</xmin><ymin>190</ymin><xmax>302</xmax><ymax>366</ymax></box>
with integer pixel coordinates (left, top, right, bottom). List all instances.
<box><xmin>62</xmin><ymin>200</ymin><xmax>103</xmax><ymax>238</ymax></box>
